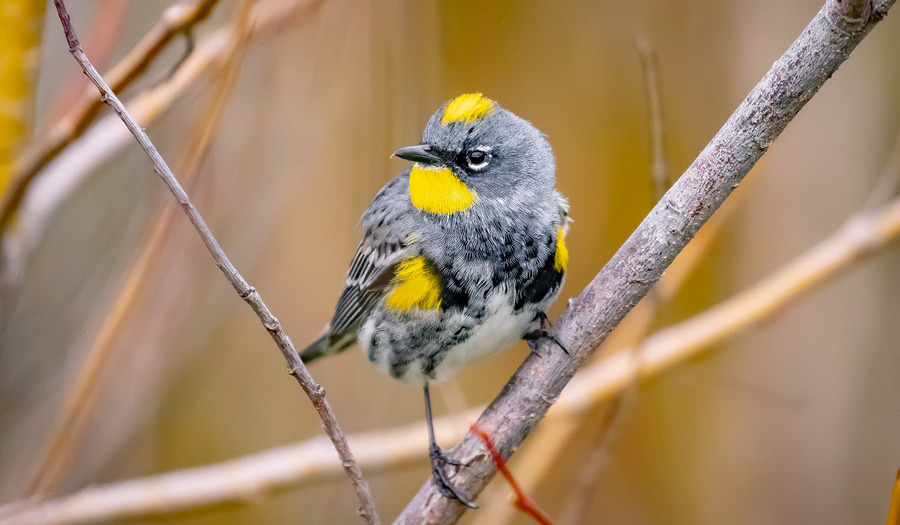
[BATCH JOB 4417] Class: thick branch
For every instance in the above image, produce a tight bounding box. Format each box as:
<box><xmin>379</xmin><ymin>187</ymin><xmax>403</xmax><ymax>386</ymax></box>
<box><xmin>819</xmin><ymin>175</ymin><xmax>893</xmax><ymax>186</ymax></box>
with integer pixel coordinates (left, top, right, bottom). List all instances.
<box><xmin>49</xmin><ymin>2</ymin><xmax>378</xmax><ymax>524</ymax></box>
<box><xmin>396</xmin><ymin>0</ymin><xmax>895</xmax><ymax>522</ymax></box>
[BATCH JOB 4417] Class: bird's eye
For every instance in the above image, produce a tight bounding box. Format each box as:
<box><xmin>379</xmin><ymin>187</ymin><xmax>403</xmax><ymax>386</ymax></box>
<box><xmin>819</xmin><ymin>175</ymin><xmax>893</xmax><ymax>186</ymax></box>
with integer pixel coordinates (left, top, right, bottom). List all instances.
<box><xmin>464</xmin><ymin>147</ymin><xmax>491</xmax><ymax>171</ymax></box>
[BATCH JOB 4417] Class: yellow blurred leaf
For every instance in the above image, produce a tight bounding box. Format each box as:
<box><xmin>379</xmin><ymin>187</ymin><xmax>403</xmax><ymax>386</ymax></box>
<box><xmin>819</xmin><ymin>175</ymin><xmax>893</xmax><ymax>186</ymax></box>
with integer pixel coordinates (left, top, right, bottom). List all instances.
<box><xmin>0</xmin><ymin>0</ymin><xmax>46</xmax><ymax>194</ymax></box>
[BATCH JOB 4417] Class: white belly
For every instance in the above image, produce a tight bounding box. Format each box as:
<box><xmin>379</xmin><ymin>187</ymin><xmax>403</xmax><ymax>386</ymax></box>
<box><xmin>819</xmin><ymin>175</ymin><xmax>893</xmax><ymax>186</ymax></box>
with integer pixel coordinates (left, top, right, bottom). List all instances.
<box><xmin>428</xmin><ymin>293</ymin><xmax>534</xmax><ymax>382</ymax></box>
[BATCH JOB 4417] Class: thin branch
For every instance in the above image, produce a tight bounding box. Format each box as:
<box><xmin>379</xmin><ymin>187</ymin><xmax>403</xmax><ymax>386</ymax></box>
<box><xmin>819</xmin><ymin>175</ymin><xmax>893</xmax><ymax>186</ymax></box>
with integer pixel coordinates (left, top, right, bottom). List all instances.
<box><xmin>4</xmin><ymin>186</ymin><xmax>900</xmax><ymax>525</ymax></box>
<box><xmin>46</xmin><ymin>0</ymin><xmax>130</xmax><ymax>123</ymax></box>
<box><xmin>0</xmin><ymin>0</ymin><xmax>221</xmax><ymax>246</ymax></box>
<box><xmin>396</xmin><ymin>1</ymin><xmax>895</xmax><ymax>522</ymax></box>
<box><xmin>23</xmin><ymin>0</ymin><xmax>257</xmax><ymax>499</ymax></box>
<box><xmin>48</xmin><ymin>2</ymin><xmax>379</xmax><ymax>524</ymax></box>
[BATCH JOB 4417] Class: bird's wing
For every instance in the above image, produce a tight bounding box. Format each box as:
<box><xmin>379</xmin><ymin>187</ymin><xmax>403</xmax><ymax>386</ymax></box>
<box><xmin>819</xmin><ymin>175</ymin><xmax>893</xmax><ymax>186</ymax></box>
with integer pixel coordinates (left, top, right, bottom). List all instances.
<box><xmin>329</xmin><ymin>237</ymin><xmax>408</xmax><ymax>336</ymax></box>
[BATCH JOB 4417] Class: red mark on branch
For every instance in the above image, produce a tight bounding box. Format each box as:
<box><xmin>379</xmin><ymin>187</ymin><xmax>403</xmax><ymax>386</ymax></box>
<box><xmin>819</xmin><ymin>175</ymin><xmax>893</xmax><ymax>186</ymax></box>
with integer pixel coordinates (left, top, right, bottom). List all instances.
<box><xmin>470</xmin><ymin>423</ymin><xmax>555</xmax><ymax>525</ymax></box>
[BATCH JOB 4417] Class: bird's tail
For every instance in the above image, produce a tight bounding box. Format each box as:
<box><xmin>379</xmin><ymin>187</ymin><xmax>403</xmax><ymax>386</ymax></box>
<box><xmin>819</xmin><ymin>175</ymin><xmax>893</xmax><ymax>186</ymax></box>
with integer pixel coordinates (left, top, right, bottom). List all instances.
<box><xmin>299</xmin><ymin>331</ymin><xmax>357</xmax><ymax>364</ymax></box>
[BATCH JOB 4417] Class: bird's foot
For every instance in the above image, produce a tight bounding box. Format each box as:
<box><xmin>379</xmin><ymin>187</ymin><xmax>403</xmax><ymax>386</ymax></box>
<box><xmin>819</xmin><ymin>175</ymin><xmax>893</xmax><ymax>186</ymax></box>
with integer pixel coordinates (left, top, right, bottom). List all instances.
<box><xmin>523</xmin><ymin>312</ymin><xmax>568</xmax><ymax>356</ymax></box>
<box><xmin>428</xmin><ymin>444</ymin><xmax>478</xmax><ymax>508</ymax></box>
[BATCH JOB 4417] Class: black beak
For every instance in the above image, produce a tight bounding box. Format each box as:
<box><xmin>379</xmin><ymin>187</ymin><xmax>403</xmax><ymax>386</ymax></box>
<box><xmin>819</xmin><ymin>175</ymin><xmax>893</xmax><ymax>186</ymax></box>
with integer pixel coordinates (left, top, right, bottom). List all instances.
<box><xmin>392</xmin><ymin>144</ymin><xmax>442</xmax><ymax>165</ymax></box>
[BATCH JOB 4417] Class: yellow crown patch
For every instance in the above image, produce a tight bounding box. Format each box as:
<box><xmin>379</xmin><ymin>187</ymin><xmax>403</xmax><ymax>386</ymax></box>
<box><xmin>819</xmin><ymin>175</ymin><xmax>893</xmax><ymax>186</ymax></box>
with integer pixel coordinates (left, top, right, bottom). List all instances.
<box><xmin>441</xmin><ymin>93</ymin><xmax>496</xmax><ymax>125</ymax></box>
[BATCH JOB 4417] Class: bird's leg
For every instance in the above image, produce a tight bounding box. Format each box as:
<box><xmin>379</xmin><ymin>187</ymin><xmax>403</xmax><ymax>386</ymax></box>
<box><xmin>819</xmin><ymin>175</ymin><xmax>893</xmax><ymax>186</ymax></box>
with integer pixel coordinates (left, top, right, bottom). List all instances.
<box><xmin>523</xmin><ymin>311</ymin><xmax>568</xmax><ymax>356</ymax></box>
<box><xmin>423</xmin><ymin>382</ymin><xmax>478</xmax><ymax>508</ymax></box>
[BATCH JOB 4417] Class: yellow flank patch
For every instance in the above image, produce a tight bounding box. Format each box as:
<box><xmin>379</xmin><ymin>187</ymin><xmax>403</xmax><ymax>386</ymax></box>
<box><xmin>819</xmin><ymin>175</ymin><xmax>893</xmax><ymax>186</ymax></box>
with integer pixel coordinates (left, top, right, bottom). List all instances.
<box><xmin>385</xmin><ymin>256</ymin><xmax>442</xmax><ymax>312</ymax></box>
<box><xmin>409</xmin><ymin>165</ymin><xmax>477</xmax><ymax>214</ymax></box>
<box><xmin>554</xmin><ymin>226</ymin><xmax>569</xmax><ymax>273</ymax></box>
<box><xmin>441</xmin><ymin>93</ymin><xmax>496</xmax><ymax>125</ymax></box>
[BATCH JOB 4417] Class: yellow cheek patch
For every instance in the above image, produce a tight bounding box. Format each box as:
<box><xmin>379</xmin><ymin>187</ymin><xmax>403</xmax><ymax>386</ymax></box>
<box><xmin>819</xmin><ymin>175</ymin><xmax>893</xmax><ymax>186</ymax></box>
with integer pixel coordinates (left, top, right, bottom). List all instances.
<box><xmin>441</xmin><ymin>93</ymin><xmax>496</xmax><ymax>125</ymax></box>
<box><xmin>385</xmin><ymin>256</ymin><xmax>442</xmax><ymax>312</ymax></box>
<box><xmin>409</xmin><ymin>165</ymin><xmax>477</xmax><ymax>214</ymax></box>
<box><xmin>554</xmin><ymin>226</ymin><xmax>569</xmax><ymax>273</ymax></box>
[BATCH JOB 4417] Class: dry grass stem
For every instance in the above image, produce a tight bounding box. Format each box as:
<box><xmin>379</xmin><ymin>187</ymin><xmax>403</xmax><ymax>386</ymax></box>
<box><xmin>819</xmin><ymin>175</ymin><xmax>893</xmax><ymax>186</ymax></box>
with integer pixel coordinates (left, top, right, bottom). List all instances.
<box><xmin>22</xmin><ymin>0</ymin><xmax>257</xmax><ymax>499</ymax></box>
<box><xmin>0</xmin><ymin>0</ymin><xmax>222</xmax><ymax>245</ymax></box>
<box><xmin>3</xmin><ymin>0</ymin><xmax>327</xmax><ymax>278</ymax></box>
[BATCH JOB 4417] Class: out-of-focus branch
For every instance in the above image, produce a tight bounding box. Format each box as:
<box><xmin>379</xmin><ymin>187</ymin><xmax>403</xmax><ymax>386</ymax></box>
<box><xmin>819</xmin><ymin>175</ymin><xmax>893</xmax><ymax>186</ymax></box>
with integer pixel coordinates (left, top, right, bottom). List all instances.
<box><xmin>564</xmin><ymin>194</ymin><xmax>900</xmax><ymax>413</ymax></box>
<box><xmin>22</xmin><ymin>0</ymin><xmax>256</xmax><ymax>500</ymax></box>
<box><xmin>0</xmin><ymin>0</ymin><xmax>220</xmax><ymax>245</ymax></box>
<box><xmin>48</xmin><ymin>2</ymin><xmax>379</xmax><ymax>524</ymax></box>
<box><xmin>4</xmin><ymin>181</ymin><xmax>900</xmax><ymax>525</ymax></box>
<box><xmin>888</xmin><ymin>469</ymin><xmax>900</xmax><ymax>525</ymax></box>
<box><xmin>396</xmin><ymin>1</ymin><xmax>895</xmax><ymax>522</ymax></box>
<box><xmin>0</xmin><ymin>411</ymin><xmax>474</xmax><ymax>525</ymax></box>
<box><xmin>2</xmin><ymin>0</ymin><xmax>326</xmax><ymax>279</ymax></box>
<box><xmin>635</xmin><ymin>35</ymin><xmax>669</xmax><ymax>200</ymax></box>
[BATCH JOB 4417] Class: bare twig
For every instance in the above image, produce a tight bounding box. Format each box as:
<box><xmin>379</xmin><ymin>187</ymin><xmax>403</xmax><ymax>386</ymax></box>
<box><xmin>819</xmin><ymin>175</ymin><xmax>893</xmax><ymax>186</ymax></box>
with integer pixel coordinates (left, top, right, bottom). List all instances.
<box><xmin>47</xmin><ymin>0</ymin><xmax>130</xmax><ymax>123</ymax></box>
<box><xmin>4</xmin><ymin>186</ymin><xmax>900</xmax><ymax>525</ymax></box>
<box><xmin>48</xmin><ymin>2</ymin><xmax>379</xmax><ymax>523</ymax></box>
<box><xmin>23</xmin><ymin>0</ymin><xmax>256</xmax><ymax>499</ymax></box>
<box><xmin>396</xmin><ymin>1</ymin><xmax>895</xmax><ymax>522</ymax></box>
<box><xmin>0</xmin><ymin>0</ymin><xmax>221</xmax><ymax>246</ymax></box>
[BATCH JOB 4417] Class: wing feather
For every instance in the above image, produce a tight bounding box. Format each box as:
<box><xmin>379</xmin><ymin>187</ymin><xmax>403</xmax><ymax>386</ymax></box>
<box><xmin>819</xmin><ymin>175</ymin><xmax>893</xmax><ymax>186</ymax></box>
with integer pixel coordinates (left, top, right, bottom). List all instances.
<box><xmin>329</xmin><ymin>239</ymin><xmax>406</xmax><ymax>335</ymax></box>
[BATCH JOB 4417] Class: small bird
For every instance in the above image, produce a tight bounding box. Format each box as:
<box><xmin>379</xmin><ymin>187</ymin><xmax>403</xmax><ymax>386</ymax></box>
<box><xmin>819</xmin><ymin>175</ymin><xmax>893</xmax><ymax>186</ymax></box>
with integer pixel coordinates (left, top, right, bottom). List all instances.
<box><xmin>300</xmin><ymin>93</ymin><xmax>569</xmax><ymax>507</ymax></box>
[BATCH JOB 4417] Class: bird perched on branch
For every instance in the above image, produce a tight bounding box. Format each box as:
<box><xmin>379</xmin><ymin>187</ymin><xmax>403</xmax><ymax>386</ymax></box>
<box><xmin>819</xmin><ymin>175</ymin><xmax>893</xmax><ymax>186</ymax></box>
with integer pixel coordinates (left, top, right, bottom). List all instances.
<box><xmin>301</xmin><ymin>93</ymin><xmax>570</xmax><ymax>507</ymax></box>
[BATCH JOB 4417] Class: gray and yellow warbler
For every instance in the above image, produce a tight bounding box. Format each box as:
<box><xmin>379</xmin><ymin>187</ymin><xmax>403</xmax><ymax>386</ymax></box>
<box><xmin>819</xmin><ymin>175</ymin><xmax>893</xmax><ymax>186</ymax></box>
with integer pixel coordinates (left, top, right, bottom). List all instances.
<box><xmin>300</xmin><ymin>93</ymin><xmax>570</xmax><ymax>506</ymax></box>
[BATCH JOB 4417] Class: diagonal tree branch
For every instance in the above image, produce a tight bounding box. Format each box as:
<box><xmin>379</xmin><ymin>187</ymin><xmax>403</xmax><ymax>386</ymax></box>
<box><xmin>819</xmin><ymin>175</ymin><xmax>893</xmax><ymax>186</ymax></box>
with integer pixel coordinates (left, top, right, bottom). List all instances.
<box><xmin>48</xmin><ymin>2</ymin><xmax>379</xmax><ymax>524</ymax></box>
<box><xmin>395</xmin><ymin>0</ymin><xmax>895</xmax><ymax>522</ymax></box>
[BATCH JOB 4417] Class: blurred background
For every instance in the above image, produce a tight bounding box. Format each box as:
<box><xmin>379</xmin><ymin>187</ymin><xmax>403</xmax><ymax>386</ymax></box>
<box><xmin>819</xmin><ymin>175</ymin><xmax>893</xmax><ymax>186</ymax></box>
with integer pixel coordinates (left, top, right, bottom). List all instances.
<box><xmin>1</xmin><ymin>0</ymin><xmax>899</xmax><ymax>523</ymax></box>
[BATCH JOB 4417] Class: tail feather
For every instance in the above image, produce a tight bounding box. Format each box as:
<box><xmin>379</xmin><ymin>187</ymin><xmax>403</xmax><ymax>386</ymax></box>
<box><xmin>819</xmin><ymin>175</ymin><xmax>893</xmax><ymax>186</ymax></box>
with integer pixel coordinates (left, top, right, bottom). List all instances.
<box><xmin>299</xmin><ymin>331</ymin><xmax>357</xmax><ymax>364</ymax></box>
